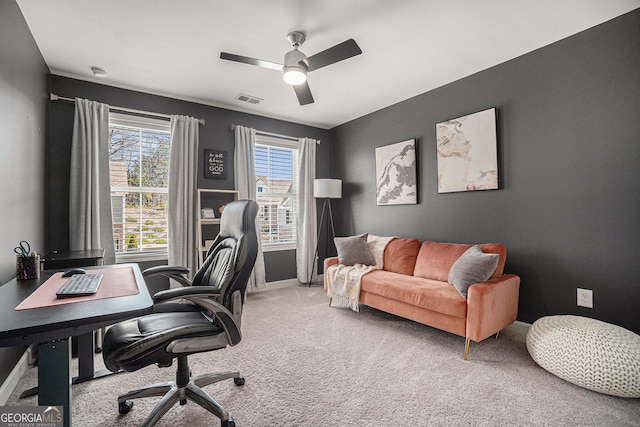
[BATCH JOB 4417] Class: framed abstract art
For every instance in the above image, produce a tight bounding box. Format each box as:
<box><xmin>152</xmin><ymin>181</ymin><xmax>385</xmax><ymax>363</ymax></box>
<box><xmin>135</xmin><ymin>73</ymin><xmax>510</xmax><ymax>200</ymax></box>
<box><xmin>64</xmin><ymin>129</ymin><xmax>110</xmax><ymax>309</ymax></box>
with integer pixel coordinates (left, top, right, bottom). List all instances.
<box><xmin>436</xmin><ymin>108</ymin><xmax>498</xmax><ymax>193</ymax></box>
<box><xmin>375</xmin><ymin>139</ymin><xmax>417</xmax><ymax>205</ymax></box>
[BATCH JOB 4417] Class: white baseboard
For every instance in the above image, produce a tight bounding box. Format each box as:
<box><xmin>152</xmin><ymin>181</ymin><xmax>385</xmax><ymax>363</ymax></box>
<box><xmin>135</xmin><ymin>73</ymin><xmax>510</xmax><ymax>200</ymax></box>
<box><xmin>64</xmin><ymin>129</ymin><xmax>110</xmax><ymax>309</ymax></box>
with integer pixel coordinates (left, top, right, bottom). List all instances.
<box><xmin>0</xmin><ymin>347</ymin><xmax>31</xmax><ymax>405</ymax></box>
<box><xmin>252</xmin><ymin>274</ymin><xmax>324</xmax><ymax>293</ymax></box>
<box><xmin>505</xmin><ymin>320</ymin><xmax>532</xmax><ymax>342</ymax></box>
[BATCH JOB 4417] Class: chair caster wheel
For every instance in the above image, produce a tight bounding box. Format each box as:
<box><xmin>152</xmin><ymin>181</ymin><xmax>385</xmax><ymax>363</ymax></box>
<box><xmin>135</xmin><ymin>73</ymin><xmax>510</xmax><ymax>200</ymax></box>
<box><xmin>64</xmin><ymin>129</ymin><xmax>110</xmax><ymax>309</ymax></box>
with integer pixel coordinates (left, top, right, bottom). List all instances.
<box><xmin>234</xmin><ymin>377</ymin><xmax>245</xmax><ymax>386</ymax></box>
<box><xmin>118</xmin><ymin>400</ymin><xmax>134</xmax><ymax>415</ymax></box>
<box><xmin>222</xmin><ymin>417</ymin><xmax>235</xmax><ymax>427</ymax></box>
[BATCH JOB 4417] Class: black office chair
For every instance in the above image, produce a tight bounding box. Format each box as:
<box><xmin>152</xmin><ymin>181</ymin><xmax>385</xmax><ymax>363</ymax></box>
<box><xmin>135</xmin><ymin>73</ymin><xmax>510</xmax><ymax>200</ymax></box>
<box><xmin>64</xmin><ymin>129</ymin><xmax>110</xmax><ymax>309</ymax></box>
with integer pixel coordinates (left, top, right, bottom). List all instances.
<box><xmin>102</xmin><ymin>199</ymin><xmax>259</xmax><ymax>427</ymax></box>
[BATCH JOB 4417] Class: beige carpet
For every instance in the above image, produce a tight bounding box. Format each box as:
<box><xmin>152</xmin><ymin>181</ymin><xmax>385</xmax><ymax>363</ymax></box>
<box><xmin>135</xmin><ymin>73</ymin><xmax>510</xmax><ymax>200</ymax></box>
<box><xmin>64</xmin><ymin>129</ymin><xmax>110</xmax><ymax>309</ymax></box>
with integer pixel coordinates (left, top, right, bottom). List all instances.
<box><xmin>6</xmin><ymin>285</ymin><xmax>640</xmax><ymax>426</ymax></box>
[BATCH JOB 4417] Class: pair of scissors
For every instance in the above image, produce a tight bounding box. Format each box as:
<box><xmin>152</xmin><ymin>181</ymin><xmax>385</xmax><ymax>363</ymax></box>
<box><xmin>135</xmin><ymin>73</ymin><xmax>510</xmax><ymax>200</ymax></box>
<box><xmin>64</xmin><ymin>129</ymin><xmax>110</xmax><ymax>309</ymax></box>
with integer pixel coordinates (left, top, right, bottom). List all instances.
<box><xmin>14</xmin><ymin>240</ymin><xmax>31</xmax><ymax>258</ymax></box>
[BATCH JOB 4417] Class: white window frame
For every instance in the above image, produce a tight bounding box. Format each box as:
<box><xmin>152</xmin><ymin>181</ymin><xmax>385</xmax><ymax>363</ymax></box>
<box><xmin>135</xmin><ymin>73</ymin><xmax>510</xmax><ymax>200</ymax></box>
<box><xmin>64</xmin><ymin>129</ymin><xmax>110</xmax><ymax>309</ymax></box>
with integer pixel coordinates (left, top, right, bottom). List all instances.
<box><xmin>109</xmin><ymin>112</ymin><xmax>171</xmax><ymax>263</ymax></box>
<box><xmin>255</xmin><ymin>134</ymin><xmax>298</xmax><ymax>252</ymax></box>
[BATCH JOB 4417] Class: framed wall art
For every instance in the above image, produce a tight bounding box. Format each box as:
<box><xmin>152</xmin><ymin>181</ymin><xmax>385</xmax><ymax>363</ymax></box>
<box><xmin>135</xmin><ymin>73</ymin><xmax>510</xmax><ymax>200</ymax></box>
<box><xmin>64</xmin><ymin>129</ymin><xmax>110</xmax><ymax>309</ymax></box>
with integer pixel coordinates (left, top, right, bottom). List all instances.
<box><xmin>204</xmin><ymin>148</ymin><xmax>227</xmax><ymax>179</ymax></box>
<box><xmin>375</xmin><ymin>139</ymin><xmax>417</xmax><ymax>205</ymax></box>
<box><xmin>436</xmin><ymin>107</ymin><xmax>498</xmax><ymax>193</ymax></box>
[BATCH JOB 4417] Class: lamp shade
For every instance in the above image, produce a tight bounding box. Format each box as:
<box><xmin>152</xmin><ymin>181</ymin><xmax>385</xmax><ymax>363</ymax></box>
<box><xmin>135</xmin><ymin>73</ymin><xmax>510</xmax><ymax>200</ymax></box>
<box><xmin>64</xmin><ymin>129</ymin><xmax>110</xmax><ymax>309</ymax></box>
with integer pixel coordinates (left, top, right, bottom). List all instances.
<box><xmin>314</xmin><ymin>179</ymin><xmax>342</xmax><ymax>199</ymax></box>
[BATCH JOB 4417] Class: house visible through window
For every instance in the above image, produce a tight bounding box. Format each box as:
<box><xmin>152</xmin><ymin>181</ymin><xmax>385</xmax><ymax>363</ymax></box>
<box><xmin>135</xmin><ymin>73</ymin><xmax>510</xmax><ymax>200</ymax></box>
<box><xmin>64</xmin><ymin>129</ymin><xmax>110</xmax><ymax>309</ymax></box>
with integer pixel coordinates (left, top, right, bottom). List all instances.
<box><xmin>255</xmin><ymin>135</ymin><xmax>298</xmax><ymax>250</ymax></box>
<box><xmin>108</xmin><ymin>113</ymin><xmax>171</xmax><ymax>260</ymax></box>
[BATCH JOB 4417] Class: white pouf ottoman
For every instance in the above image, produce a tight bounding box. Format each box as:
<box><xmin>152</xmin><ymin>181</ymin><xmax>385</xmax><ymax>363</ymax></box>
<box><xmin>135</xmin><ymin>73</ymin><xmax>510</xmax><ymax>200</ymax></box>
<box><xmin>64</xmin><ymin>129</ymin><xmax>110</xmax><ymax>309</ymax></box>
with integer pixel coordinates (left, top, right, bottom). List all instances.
<box><xmin>526</xmin><ymin>315</ymin><xmax>640</xmax><ymax>398</ymax></box>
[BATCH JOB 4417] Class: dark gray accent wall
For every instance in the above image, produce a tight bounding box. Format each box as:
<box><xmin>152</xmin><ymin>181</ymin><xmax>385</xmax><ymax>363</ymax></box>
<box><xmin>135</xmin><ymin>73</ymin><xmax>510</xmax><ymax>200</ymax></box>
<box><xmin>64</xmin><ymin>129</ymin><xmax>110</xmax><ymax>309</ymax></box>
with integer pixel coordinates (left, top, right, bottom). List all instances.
<box><xmin>0</xmin><ymin>0</ymin><xmax>49</xmax><ymax>391</ymax></box>
<box><xmin>331</xmin><ymin>10</ymin><xmax>640</xmax><ymax>333</ymax></box>
<box><xmin>49</xmin><ymin>76</ymin><xmax>333</xmax><ymax>283</ymax></box>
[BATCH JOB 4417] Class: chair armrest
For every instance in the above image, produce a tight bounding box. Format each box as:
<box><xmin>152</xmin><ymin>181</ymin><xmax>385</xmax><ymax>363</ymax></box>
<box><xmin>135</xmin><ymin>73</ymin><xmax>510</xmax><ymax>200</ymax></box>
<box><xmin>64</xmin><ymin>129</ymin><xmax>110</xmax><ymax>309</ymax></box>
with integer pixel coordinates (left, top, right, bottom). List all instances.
<box><xmin>142</xmin><ymin>265</ymin><xmax>192</xmax><ymax>287</ymax></box>
<box><xmin>200</xmin><ymin>297</ymin><xmax>242</xmax><ymax>346</ymax></box>
<box><xmin>324</xmin><ymin>257</ymin><xmax>340</xmax><ymax>291</ymax></box>
<box><xmin>152</xmin><ymin>286</ymin><xmax>221</xmax><ymax>304</ymax></box>
<box><xmin>152</xmin><ymin>286</ymin><xmax>241</xmax><ymax>346</ymax></box>
<box><xmin>466</xmin><ymin>274</ymin><xmax>521</xmax><ymax>342</ymax></box>
<box><xmin>188</xmin><ymin>295</ymin><xmax>242</xmax><ymax>346</ymax></box>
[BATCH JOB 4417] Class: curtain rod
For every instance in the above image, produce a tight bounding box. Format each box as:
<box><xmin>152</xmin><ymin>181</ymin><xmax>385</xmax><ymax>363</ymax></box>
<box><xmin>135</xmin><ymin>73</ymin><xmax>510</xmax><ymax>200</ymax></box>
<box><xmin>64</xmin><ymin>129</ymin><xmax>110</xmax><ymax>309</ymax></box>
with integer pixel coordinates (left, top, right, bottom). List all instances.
<box><xmin>50</xmin><ymin>93</ymin><xmax>205</xmax><ymax>125</ymax></box>
<box><xmin>230</xmin><ymin>123</ymin><xmax>320</xmax><ymax>144</ymax></box>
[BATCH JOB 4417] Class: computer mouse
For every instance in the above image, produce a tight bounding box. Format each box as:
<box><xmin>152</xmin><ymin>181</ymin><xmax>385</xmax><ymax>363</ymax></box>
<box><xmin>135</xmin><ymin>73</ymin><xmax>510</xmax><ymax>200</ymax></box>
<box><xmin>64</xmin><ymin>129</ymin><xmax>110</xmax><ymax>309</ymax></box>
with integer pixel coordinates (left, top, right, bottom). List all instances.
<box><xmin>62</xmin><ymin>268</ymin><xmax>86</xmax><ymax>277</ymax></box>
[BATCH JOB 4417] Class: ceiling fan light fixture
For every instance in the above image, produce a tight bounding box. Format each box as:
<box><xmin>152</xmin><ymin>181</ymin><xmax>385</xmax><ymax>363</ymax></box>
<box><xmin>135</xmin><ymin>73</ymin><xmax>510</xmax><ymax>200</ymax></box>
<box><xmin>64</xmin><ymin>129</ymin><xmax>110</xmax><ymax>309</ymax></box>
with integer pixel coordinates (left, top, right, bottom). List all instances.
<box><xmin>219</xmin><ymin>30</ymin><xmax>361</xmax><ymax>105</ymax></box>
<box><xmin>282</xmin><ymin>48</ymin><xmax>307</xmax><ymax>85</ymax></box>
<box><xmin>282</xmin><ymin>66</ymin><xmax>307</xmax><ymax>85</ymax></box>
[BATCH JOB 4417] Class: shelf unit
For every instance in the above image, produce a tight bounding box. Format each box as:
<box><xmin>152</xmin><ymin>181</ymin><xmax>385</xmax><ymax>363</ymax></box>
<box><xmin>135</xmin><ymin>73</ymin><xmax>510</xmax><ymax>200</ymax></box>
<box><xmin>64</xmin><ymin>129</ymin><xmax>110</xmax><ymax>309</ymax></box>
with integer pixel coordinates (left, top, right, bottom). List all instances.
<box><xmin>196</xmin><ymin>189</ymin><xmax>239</xmax><ymax>266</ymax></box>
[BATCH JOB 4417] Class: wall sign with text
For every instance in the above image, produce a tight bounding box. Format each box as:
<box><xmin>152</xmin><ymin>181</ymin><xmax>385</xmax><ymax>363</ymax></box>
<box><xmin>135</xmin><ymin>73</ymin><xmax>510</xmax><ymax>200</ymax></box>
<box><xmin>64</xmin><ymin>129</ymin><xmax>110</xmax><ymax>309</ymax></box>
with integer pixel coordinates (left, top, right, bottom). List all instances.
<box><xmin>204</xmin><ymin>149</ymin><xmax>227</xmax><ymax>179</ymax></box>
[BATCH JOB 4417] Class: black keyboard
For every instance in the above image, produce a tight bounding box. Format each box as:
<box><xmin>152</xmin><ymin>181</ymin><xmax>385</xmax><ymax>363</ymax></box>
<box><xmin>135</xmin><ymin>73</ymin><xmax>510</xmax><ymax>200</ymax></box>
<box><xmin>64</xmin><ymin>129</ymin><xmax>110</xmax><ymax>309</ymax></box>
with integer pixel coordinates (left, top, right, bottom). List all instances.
<box><xmin>56</xmin><ymin>274</ymin><xmax>103</xmax><ymax>298</ymax></box>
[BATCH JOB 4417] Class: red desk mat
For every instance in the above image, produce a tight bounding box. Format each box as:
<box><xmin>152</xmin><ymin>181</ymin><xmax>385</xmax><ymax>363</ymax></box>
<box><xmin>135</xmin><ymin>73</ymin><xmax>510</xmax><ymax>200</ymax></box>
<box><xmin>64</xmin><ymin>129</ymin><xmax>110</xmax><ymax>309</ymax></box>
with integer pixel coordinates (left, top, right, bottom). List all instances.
<box><xmin>15</xmin><ymin>267</ymin><xmax>139</xmax><ymax>311</ymax></box>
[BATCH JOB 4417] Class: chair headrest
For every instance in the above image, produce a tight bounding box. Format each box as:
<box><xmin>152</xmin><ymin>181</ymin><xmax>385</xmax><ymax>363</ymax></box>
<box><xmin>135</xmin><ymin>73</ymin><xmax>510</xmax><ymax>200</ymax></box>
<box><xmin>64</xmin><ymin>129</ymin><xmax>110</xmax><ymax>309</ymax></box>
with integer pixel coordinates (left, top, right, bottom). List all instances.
<box><xmin>219</xmin><ymin>200</ymin><xmax>258</xmax><ymax>240</ymax></box>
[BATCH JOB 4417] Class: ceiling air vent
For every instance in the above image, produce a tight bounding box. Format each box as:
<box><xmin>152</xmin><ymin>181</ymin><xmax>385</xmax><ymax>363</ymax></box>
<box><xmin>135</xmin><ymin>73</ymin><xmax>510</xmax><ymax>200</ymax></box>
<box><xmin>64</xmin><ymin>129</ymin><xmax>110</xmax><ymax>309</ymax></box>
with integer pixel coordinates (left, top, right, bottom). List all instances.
<box><xmin>235</xmin><ymin>93</ymin><xmax>263</xmax><ymax>105</ymax></box>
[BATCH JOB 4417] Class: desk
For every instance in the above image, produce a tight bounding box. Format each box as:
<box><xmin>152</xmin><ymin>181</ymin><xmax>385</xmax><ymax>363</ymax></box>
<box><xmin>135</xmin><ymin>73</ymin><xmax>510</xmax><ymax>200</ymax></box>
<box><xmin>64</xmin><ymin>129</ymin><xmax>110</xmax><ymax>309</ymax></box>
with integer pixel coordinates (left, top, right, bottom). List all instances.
<box><xmin>40</xmin><ymin>249</ymin><xmax>106</xmax><ymax>358</ymax></box>
<box><xmin>0</xmin><ymin>263</ymin><xmax>153</xmax><ymax>427</ymax></box>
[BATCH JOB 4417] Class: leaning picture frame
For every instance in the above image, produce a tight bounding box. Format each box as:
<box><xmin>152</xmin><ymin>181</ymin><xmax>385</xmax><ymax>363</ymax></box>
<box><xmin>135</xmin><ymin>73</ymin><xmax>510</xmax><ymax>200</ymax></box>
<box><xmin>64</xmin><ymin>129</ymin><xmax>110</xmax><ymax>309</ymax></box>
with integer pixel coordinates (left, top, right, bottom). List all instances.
<box><xmin>201</xmin><ymin>208</ymin><xmax>216</xmax><ymax>219</ymax></box>
<box><xmin>436</xmin><ymin>107</ymin><xmax>499</xmax><ymax>193</ymax></box>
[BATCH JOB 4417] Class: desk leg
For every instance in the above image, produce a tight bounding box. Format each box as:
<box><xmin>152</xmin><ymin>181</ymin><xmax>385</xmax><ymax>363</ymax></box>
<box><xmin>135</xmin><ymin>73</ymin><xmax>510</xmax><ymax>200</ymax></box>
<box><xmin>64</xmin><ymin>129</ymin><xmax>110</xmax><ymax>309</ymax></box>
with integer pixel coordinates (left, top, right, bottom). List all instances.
<box><xmin>76</xmin><ymin>331</ymin><xmax>94</xmax><ymax>380</ymax></box>
<box><xmin>73</xmin><ymin>330</ymin><xmax>118</xmax><ymax>384</ymax></box>
<box><xmin>20</xmin><ymin>333</ymin><xmax>117</xmax><ymax>399</ymax></box>
<box><xmin>38</xmin><ymin>338</ymin><xmax>71</xmax><ymax>427</ymax></box>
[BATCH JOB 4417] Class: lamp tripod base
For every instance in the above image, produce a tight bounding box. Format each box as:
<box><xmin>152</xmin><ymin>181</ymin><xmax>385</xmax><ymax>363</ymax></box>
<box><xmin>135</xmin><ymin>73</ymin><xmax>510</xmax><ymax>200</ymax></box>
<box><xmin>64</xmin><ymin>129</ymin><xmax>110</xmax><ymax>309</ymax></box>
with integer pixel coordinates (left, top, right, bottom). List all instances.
<box><xmin>306</xmin><ymin>198</ymin><xmax>336</xmax><ymax>286</ymax></box>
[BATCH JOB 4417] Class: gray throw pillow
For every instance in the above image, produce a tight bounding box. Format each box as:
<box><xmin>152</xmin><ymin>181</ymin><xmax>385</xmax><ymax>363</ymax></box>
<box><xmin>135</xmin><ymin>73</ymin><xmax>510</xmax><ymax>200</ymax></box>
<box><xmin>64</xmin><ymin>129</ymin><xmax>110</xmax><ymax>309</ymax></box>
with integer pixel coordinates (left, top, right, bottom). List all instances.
<box><xmin>334</xmin><ymin>233</ymin><xmax>375</xmax><ymax>266</ymax></box>
<box><xmin>448</xmin><ymin>245</ymin><xmax>499</xmax><ymax>298</ymax></box>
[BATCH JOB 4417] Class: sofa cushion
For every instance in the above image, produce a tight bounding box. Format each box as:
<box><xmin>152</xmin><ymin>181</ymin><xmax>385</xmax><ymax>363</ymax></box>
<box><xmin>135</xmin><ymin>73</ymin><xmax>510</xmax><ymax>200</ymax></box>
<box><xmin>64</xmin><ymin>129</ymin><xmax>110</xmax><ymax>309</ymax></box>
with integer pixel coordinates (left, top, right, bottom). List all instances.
<box><xmin>477</xmin><ymin>243</ymin><xmax>506</xmax><ymax>278</ymax></box>
<box><xmin>448</xmin><ymin>245</ymin><xmax>499</xmax><ymax>298</ymax></box>
<box><xmin>361</xmin><ymin>270</ymin><xmax>467</xmax><ymax>318</ymax></box>
<box><xmin>413</xmin><ymin>241</ymin><xmax>506</xmax><ymax>281</ymax></box>
<box><xmin>383</xmin><ymin>238</ymin><xmax>421</xmax><ymax>275</ymax></box>
<box><xmin>334</xmin><ymin>233</ymin><xmax>375</xmax><ymax>266</ymax></box>
<box><xmin>413</xmin><ymin>241</ymin><xmax>471</xmax><ymax>282</ymax></box>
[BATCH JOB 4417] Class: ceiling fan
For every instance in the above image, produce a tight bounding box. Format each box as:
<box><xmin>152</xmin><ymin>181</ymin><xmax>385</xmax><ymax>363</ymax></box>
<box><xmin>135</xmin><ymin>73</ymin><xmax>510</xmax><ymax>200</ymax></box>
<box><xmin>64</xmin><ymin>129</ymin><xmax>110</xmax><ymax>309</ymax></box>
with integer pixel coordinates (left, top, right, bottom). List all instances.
<box><xmin>220</xmin><ymin>31</ymin><xmax>362</xmax><ymax>106</ymax></box>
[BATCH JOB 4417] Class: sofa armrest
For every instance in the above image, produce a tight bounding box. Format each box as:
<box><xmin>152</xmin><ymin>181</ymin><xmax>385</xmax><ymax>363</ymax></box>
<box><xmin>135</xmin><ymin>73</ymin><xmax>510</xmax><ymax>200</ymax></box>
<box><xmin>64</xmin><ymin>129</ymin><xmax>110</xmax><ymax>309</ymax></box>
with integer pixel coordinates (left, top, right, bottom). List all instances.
<box><xmin>466</xmin><ymin>274</ymin><xmax>520</xmax><ymax>342</ymax></box>
<box><xmin>323</xmin><ymin>257</ymin><xmax>340</xmax><ymax>291</ymax></box>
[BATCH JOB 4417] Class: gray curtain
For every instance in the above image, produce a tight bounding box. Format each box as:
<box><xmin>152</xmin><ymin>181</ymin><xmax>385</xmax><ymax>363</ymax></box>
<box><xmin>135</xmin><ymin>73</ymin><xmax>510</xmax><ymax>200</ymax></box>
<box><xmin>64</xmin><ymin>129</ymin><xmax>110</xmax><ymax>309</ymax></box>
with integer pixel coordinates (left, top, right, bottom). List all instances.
<box><xmin>168</xmin><ymin>115</ymin><xmax>199</xmax><ymax>283</ymax></box>
<box><xmin>69</xmin><ymin>98</ymin><xmax>115</xmax><ymax>264</ymax></box>
<box><xmin>296</xmin><ymin>138</ymin><xmax>317</xmax><ymax>283</ymax></box>
<box><xmin>234</xmin><ymin>125</ymin><xmax>266</xmax><ymax>291</ymax></box>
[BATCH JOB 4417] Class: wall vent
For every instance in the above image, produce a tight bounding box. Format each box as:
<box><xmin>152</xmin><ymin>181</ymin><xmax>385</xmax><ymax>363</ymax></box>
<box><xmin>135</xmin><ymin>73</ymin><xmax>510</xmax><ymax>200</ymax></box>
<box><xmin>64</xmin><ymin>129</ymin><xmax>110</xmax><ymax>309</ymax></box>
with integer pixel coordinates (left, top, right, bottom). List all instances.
<box><xmin>235</xmin><ymin>93</ymin><xmax>263</xmax><ymax>105</ymax></box>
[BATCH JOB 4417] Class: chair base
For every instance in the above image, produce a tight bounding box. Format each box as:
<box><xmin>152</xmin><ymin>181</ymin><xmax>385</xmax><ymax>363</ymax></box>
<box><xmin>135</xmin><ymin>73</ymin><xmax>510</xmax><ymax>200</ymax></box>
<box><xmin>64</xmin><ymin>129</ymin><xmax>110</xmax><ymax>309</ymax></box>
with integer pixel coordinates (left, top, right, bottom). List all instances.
<box><xmin>117</xmin><ymin>355</ymin><xmax>243</xmax><ymax>427</ymax></box>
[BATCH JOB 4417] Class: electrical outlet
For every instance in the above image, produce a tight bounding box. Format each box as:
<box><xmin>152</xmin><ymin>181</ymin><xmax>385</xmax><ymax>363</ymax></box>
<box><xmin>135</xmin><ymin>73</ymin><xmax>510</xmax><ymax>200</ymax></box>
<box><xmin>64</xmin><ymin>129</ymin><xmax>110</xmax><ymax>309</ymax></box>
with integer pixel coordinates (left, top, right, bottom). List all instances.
<box><xmin>577</xmin><ymin>288</ymin><xmax>593</xmax><ymax>308</ymax></box>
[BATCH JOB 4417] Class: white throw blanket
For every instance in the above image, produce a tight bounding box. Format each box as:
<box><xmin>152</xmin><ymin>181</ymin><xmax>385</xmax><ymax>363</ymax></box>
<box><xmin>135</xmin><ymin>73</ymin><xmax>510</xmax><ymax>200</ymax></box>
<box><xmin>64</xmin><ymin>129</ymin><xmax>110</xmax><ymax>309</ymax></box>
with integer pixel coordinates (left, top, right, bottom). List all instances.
<box><xmin>326</xmin><ymin>235</ymin><xmax>395</xmax><ymax>312</ymax></box>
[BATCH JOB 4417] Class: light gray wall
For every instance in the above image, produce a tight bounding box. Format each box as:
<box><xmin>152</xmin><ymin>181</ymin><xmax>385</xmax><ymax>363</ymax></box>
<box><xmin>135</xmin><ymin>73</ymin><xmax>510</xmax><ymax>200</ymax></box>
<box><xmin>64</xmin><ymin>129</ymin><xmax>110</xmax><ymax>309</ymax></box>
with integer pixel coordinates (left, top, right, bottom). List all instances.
<box><xmin>0</xmin><ymin>0</ymin><xmax>49</xmax><ymax>389</ymax></box>
<box><xmin>331</xmin><ymin>10</ymin><xmax>640</xmax><ymax>333</ymax></box>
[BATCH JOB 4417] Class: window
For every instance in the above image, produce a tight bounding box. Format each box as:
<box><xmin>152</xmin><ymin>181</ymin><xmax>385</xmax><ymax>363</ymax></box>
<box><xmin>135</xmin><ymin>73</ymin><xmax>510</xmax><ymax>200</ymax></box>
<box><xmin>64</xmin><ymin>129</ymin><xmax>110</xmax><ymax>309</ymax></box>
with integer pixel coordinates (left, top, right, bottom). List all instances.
<box><xmin>254</xmin><ymin>135</ymin><xmax>298</xmax><ymax>250</ymax></box>
<box><xmin>108</xmin><ymin>113</ymin><xmax>171</xmax><ymax>260</ymax></box>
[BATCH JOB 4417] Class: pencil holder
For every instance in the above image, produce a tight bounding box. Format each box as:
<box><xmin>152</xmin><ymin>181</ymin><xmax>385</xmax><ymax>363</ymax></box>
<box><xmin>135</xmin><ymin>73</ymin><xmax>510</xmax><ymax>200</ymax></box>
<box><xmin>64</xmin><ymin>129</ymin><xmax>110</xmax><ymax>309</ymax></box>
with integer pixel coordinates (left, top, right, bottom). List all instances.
<box><xmin>17</xmin><ymin>254</ymin><xmax>40</xmax><ymax>280</ymax></box>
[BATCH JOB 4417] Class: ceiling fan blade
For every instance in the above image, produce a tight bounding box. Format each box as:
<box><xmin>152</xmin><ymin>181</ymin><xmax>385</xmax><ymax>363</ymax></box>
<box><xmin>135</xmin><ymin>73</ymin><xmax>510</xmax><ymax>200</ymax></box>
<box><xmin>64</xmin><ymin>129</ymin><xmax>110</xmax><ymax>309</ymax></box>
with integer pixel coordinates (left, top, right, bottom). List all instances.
<box><xmin>220</xmin><ymin>52</ymin><xmax>282</xmax><ymax>71</ymax></box>
<box><xmin>293</xmin><ymin>82</ymin><xmax>314</xmax><ymax>105</ymax></box>
<box><xmin>304</xmin><ymin>39</ymin><xmax>362</xmax><ymax>72</ymax></box>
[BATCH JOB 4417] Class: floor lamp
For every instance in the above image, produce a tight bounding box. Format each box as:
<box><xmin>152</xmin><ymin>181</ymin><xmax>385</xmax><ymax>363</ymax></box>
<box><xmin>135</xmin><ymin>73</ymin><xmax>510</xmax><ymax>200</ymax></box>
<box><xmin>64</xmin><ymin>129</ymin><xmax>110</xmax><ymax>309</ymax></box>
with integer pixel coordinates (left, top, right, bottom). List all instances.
<box><xmin>307</xmin><ymin>178</ymin><xmax>342</xmax><ymax>285</ymax></box>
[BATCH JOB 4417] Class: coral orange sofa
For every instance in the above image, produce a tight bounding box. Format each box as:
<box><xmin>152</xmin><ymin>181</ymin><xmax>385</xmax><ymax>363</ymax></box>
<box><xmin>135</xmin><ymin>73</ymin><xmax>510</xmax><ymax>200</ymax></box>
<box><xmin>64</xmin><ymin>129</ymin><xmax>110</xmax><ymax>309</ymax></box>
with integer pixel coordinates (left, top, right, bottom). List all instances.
<box><xmin>324</xmin><ymin>238</ymin><xmax>520</xmax><ymax>359</ymax></box>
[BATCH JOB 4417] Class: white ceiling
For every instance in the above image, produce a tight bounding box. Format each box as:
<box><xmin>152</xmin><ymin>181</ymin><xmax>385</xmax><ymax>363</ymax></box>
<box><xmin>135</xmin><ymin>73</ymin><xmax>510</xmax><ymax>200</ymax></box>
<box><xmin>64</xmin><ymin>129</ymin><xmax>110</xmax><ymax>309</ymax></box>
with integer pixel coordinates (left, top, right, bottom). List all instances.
<box><xmin>16</xmin><ymin>0</ymin><xmax>640</xmax><ymax>129</ymax></box>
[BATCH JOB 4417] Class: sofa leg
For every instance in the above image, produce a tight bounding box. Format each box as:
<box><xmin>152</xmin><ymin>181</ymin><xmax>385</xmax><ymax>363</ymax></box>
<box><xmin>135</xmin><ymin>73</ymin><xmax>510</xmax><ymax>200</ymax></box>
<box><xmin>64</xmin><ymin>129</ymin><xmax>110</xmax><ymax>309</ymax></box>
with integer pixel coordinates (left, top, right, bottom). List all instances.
<box><xmin>464</xmin><ymin>338</ymin><xmax>471</xmax><ymax>360</ymax></box>
<box><xmin>495</xmin><ymin>331</ymin><xmax>500</xmax><ymax>340</ymax></box>
<box><xmin>328</xmin><ymin>297</ymin><xmax>332</xmax><ymax>307</ymax></box>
